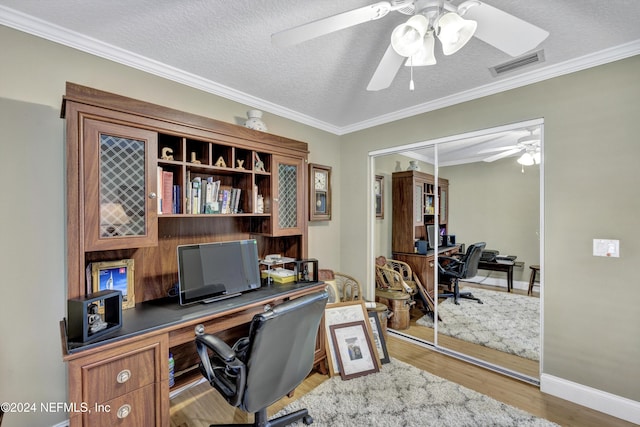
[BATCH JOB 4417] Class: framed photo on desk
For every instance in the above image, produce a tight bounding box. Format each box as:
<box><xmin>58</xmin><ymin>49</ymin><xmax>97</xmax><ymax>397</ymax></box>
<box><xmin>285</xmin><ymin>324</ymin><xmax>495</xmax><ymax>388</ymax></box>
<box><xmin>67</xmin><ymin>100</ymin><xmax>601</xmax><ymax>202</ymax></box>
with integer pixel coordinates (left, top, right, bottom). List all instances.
<box><xmin>91</xmin><ymin>259</ymin><xmax>135</xmax><ymax>310</ymax></box>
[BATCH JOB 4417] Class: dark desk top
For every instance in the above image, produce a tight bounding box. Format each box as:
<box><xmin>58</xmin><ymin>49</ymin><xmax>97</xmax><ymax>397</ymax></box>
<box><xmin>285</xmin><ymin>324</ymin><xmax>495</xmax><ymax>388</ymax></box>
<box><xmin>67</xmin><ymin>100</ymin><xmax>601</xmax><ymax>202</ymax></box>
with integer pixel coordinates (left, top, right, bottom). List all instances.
<box><xmin>393</xmin><ymin>245</ymin><xmax>460</xmax><ymax>257</ymax></box>
<box><xmin>64</xmin><ymin>281</ymin><xmax>324</xmax><ymax>354</ymax></box>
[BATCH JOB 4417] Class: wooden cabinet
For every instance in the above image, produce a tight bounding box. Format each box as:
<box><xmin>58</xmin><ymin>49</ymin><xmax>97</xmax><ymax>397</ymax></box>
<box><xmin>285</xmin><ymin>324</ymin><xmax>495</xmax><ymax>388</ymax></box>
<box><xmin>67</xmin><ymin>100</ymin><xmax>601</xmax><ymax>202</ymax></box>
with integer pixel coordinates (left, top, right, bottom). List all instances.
<box><xmin>392</xmin><ymin>170</ymin><xmax>449</xmax><ymax>254</ymax></box>
<box><xmin>66</xmin><ymin>335</ymin><xmax>168</xmax><ymax>427</ymax></box>
<box><xmin>83</xmin><ymin>119</ymin><xmax>159</xmax><ymax>251</ymax></box>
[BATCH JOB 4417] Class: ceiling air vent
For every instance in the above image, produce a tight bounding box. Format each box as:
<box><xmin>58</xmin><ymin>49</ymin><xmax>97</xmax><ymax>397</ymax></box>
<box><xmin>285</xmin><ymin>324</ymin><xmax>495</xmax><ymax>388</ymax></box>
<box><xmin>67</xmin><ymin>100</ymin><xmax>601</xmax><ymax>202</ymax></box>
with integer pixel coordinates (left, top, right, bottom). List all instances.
<box><xmin>490</xmin><ymin>50</ymin><xmax>545</xmax><ymax>77</ymax></box>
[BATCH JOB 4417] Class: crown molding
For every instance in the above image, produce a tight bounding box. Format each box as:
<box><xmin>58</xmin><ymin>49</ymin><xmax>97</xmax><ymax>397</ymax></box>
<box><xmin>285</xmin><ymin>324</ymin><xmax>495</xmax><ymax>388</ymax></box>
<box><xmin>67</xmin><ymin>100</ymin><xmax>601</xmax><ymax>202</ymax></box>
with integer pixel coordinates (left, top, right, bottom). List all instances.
<box><xmin>2</xmin><ymin>5</ymin><xmax>639</xmax><ymax>136</ymax></box>
<box><xmin>340</xmin><ymin>39</ymin><xmax>640</xmax><ymax>135</ymax></box>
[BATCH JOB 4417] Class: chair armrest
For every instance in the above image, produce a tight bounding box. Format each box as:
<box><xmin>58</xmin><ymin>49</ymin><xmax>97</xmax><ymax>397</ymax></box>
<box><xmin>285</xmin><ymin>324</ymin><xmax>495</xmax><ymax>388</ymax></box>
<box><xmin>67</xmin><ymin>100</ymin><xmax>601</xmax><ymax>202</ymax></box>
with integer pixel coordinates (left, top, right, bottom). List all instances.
<box><xmin>196</xmin><ymin>334</ymin><xmax>236</xmax><ymax>362</ymax></box>
<box><xmin>437</xmin><ymin>256</ymin><xmax>463</xmax><ymax>273</ymax></box>
<box><xmin>196</xmin><ymin>334</ymin><xmax>246</xmax><ymax>407</ymax></box>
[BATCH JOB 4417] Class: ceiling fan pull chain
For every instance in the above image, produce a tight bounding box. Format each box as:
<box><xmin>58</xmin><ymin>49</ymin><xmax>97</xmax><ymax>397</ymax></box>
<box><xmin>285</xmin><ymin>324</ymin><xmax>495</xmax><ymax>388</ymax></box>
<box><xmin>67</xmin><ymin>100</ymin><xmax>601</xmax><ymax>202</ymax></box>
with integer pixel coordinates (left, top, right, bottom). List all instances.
<box><xmin>409</xmin><ymin>57</ymin><xmax>415</xmax><ymax>91</ymax></box>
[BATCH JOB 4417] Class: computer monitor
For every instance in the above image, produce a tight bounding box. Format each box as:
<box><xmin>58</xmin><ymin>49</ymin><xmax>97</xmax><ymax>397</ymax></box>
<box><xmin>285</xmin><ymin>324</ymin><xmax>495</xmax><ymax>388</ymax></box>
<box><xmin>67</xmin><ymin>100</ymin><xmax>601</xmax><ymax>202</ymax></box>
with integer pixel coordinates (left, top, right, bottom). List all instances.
<box><xmin>426</xmin><ymin>225</ymin><xmax>437</xmax><ymax>250</ymax></box>
<box><xmin>176</xmin><ymin>239</ymin><xmax>261</xmax><ymax>305</ymax></box>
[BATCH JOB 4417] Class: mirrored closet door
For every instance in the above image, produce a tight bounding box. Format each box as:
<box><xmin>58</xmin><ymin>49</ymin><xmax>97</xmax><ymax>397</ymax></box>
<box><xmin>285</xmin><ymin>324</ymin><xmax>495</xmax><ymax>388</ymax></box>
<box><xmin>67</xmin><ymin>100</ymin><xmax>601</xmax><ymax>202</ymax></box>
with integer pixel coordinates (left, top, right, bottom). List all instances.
<box><xmin>371</xmin><ymin>120</ymin><xmax>543</xmax><ymax>382</ymax></box>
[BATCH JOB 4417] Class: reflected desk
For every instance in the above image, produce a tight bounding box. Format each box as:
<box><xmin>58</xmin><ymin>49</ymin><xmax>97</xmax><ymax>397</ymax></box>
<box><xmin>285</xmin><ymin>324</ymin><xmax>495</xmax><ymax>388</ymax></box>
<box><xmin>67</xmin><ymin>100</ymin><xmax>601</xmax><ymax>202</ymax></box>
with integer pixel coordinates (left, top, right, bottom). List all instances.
<box><xmin>393</xmin><ymin>246</ymin><xmax>461</xmax><ymax>299</ymax></box>
<box><xmin>478</xmin><ymin>259</ymin><xmax>516</xmax><ymax>292</ymax></box>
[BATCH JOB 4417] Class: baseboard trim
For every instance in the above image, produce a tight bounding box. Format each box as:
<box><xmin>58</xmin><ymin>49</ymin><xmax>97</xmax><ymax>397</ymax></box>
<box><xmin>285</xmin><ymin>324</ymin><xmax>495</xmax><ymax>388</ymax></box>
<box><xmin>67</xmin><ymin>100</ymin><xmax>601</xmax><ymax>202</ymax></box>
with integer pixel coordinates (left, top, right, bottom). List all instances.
<box><xmin>467</xmin><ymin>275</ymin><xmax>530</xmax><ymax>292</ymax></box>
<box><xmin>540</xmin><ymin>373</ymin><xmax>640</xmax><ymax>424</ymax></box>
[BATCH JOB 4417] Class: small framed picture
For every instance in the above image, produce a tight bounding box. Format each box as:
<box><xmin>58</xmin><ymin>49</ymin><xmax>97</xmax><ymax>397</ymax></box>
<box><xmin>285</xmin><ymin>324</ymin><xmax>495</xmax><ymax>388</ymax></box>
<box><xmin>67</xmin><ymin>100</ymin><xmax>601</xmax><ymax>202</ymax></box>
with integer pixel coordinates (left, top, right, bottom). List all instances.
<box><xmin>374</xmin><ymin>175</ymin><xmax>384</xmax><ymax>219</ymax></box>
<box><xmin>368</xmin><ymin>311</ymin><xmax>390</xmax><ymax>364</ymax></box>
<box><xmin>329</xmin><ymin>321</ymin><xmax>380</xmax><ymax>380</ymax></box>
<box><xmin>91</xmin><ymin>259</ymin><xmax>135</xmax><ymax>310</ymax></box>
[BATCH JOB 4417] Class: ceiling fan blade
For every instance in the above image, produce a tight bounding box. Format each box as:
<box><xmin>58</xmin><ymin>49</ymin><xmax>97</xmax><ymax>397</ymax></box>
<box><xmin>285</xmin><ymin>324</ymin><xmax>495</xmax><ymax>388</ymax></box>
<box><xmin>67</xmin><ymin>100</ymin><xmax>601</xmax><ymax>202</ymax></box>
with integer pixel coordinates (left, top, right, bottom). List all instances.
<box><xmin>478</xmin><ymin>145</ymin><xmax>518</xmax><ymax>154</ymax></box>
<box><xmin>461</xmin><ymin>2</ymin><xmax>549</xmax><ymax>57</ymax></box>
<box><xmin>367</xmin><ymin>44</ymin><xmax>405</xmax><ymax>91</ymax></box>
<box><xmin>272</xmin><ymin>2</ymin><xmax>393</xmax><ymax>47</ymax></box>
<box><xmin>483</xmin><ymin>148</ymin><xmax>522</xmax><ymax>162</ymax></box>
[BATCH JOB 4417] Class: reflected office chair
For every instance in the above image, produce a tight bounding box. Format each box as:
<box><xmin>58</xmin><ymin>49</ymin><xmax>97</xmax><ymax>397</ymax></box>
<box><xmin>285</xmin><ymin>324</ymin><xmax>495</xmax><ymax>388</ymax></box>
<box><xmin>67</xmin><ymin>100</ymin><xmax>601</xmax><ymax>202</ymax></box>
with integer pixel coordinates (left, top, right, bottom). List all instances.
<box><xmin>195</xmin><ymin>290</ymin><xmax>328</xmax><ymax>427</ymax></box>
<box><xmin>438</xmin><ymin>242</ymin><xmax>486</xmax><ymax>305</ymax></box>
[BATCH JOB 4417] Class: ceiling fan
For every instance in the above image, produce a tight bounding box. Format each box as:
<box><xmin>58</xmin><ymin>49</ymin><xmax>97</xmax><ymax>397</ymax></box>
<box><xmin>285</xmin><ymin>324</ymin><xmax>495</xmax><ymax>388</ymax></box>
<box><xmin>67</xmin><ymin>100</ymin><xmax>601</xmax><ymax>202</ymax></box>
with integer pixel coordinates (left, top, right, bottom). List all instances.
<box><xmin>271</xmin><ymin>1</ymin><xmax>549</xmax><ymax>91</ymax></box>
<box><xmin>480</xmin><ymin>128</ymin><xmax>541</xmax><ymax>165</ymax></box>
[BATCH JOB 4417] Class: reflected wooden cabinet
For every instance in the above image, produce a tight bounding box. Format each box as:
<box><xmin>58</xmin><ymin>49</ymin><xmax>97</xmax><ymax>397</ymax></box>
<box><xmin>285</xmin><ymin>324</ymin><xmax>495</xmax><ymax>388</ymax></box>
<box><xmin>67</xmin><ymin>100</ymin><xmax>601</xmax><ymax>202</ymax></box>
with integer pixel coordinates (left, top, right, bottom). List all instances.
<box><xmin>392</xmin><ymin>170</ymin><xmax>449</xmax><ymax>254</ymax></box>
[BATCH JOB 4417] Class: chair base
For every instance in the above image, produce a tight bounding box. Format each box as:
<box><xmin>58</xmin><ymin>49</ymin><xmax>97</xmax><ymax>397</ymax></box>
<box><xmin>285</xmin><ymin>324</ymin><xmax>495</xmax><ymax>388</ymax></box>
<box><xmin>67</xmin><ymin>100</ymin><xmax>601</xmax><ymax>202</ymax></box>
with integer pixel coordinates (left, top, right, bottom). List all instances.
<box><xmin>439</xmin><ymin>280</ymin><xmax>483</xmax><ymax>305</ymax></box>
<box><xmin>210</xmin><ymin>407</ymin><xmax>313</xmax><ymax>427</ymax></box>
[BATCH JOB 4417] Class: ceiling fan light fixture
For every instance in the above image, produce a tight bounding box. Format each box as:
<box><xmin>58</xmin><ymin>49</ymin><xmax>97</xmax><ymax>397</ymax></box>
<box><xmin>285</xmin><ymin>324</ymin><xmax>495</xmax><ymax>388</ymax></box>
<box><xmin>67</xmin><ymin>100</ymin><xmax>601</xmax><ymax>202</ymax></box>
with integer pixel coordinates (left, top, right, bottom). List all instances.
<box><xmin>405</xmin><ymin>31</ymin><xmax>437</xmax><ymax>66</ymax></box>
<box><xmin>391</xmin><ymin>14</ymin><xmax>429</xmax><ymax>57</ymax></box>
<box><xmin>533</xmin><ymin>151</ymin><xmax>541</xmax><ymax>164</ymax></box>
<box><xmin>437</xmin><ymin>12</ymin><xmax>477</xmax><ymax>55</ymax></box>
<box><xmin>517</xmin><ymin>152</ymin><xmax>535</xmax><ymax>166</ymax></box>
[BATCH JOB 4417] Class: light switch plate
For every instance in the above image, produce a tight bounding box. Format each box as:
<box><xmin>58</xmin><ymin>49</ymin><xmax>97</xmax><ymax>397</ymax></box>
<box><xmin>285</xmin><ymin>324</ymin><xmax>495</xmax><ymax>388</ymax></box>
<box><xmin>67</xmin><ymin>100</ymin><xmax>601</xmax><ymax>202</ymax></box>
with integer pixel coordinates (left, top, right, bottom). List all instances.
<box><xmin>593</xmin><ymin>239</ymin><xmax>620</xmax><ymax>257</ymax></box>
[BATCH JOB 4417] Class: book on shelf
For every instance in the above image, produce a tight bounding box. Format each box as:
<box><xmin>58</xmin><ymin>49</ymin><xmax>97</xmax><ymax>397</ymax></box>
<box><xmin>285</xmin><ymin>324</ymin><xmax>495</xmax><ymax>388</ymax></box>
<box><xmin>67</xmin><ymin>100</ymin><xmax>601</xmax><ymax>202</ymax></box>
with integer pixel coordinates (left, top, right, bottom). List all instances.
<box><xmin>161</xmin><ymin>171</ymin><xmax>173</xmax><ymax>214</ymax></box>
<box><xmin>185</xmin><ymin>170</ymin><xmax>191</xmax><ymax>214</ymax></box>
<box><xmin>157</xmin><ymin>166</ymin><xmax>163</xmax><ymax>214</ymax></box>
<box><xmin>191</xmin><ymin>177</ymin><xmax>201</xmax><ymax>215</ymax></box>
<box><xmin>172</xmin><ymin>185</ymin><xmax>180</xmax><ymax>214</ymax></box>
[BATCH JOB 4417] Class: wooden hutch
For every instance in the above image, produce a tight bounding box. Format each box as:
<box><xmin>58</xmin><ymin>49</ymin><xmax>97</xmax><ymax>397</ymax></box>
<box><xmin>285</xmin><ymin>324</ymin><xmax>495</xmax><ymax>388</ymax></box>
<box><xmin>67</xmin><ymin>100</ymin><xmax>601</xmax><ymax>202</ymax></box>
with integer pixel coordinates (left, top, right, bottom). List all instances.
<box><xmin>391</xmin><ymin>170</ymin><xmax>458</xmax><ymax>297</ymax></box>
<box><xmin>60</xmin><ymin>83</ymin><xmax>325</xmax><ymax>426</ymax></box>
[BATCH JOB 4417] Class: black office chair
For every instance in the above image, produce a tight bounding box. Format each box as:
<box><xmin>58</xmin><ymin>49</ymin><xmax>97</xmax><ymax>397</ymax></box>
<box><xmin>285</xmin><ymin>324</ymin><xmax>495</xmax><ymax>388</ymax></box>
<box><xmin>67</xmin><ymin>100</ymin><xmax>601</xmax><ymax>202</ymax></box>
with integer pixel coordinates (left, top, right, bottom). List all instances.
<box><xmin>195</xmin><ymin>290</ymin><xmax>328</xmax><ymax>427</ymax></box>
<box><xmin>438</xmin><ymin>242</ymin><xmax>486</xmax><ymax>305</ymax></box>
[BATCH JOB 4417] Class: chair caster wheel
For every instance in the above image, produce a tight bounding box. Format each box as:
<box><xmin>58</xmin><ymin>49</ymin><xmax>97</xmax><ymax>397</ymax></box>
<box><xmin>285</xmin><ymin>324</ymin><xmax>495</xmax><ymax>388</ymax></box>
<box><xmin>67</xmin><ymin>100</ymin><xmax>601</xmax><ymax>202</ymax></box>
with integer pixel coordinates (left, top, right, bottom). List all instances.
<box><xmin>303</xmin><ymin>415</ymin><xmax>313</xmax><ymax>425</ymax></box>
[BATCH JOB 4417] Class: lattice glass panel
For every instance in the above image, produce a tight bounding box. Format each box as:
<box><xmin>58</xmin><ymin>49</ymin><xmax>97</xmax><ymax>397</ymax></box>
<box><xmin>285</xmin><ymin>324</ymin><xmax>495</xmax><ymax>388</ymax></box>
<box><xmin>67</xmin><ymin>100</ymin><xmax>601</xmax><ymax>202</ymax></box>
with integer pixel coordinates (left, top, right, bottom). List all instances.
<box><xmin>99</xmin><ymin>134</ymin><xmax>146</xmax><ymax>237</ymax></box>
<box><xmin>278</xmin><ymin>163</ymin><xmax>298</xmax><ymax>229</ymax></box>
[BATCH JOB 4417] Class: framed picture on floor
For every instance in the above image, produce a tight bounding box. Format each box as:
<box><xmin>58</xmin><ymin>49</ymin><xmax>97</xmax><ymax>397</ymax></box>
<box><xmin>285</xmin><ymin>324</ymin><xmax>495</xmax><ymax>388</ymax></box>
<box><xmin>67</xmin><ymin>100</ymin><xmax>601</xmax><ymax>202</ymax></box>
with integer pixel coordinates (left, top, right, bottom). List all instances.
<box><xmin>368</xmin><ymin>311</ymin><xmax>390</xmax><ymax>364</ymax></box>
<box><xmin>329</xmin><ymin>321</ymin><xmax>380</xmax><ymax>380</ymax></box>
<box><xmin>324</xmin><ymin>300</ymin><xmax>379</xmax><ymax>376</ymax></box>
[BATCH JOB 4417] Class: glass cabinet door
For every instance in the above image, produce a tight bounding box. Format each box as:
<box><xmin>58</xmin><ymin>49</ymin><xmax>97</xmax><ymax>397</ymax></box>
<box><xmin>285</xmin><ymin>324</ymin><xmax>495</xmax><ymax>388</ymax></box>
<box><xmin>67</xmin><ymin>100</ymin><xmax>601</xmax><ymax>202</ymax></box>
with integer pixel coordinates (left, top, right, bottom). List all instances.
<box><xmin>83</xmin><ymin>119</ymin><xmax>158</xmax><ymax>250</ymax></box>
<box><xmin>272</xmin><ymin>155</ymin><xmax>304</xmax><ymax>236</ymax></box>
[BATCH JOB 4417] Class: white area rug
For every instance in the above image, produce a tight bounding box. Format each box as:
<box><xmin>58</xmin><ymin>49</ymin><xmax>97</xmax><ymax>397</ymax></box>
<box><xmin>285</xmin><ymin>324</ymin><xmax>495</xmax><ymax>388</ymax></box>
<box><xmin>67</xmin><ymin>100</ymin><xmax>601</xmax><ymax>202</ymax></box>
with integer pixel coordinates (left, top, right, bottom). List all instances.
<box><xmin>416</xmin><ymin>287</ymin><xmax>539</xmax><ymax>361</ymax></box>
<box><xmin>277</xmin><ymin>358</ymin><xmax>556</xmax><ymax>426</ymax></box>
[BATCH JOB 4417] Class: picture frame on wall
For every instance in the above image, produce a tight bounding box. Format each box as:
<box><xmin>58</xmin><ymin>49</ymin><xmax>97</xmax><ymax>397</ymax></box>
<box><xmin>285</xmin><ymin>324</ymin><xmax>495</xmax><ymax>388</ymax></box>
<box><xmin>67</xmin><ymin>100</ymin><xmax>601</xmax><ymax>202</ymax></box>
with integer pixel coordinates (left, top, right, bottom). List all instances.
<box><xmin>309</xmin><ymin>163</ymin><xmax>331</xmax><ymax>221</ymax></box>
<box><xmin>91</xmin><ymin>259</ymin><xmax>135</xmax><ymax>310</ymax></box>
<box><xmin>375</xmin><ymin>174</ymin><xmax>384</xmax><ymax>219</ymax></box>
<box><xmin>329</xmin><ymin>321</ymin><xmax>380</xmax><ymax>380</ymax></box>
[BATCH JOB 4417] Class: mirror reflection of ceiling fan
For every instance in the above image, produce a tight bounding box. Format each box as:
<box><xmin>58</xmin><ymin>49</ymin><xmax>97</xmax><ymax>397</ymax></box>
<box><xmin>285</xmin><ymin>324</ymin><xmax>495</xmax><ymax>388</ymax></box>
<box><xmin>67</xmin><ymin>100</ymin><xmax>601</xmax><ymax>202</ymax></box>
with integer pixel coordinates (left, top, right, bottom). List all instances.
<box><xmin>480</xmin><ymin>128</ymin><xmax>541</xmax><ymax>165</ymax></box>
<box><xmin>272</xmin><ymin>0</ymin><xmax>549</xmax><ymax>91</ymax></box>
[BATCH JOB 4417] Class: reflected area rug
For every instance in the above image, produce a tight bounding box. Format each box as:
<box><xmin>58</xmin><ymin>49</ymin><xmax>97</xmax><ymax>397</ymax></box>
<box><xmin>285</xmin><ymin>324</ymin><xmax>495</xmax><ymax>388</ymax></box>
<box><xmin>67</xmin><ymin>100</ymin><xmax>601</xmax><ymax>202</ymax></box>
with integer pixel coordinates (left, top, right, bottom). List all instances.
<box><xmin>416</xmin><ymin>287</ymin><xmax>539</xmax><ymax>360</ymax></box>
<box><xmin>277</xmin><ymin>358</ymin><xmax>555</xmax><ymax>426</ymax></box>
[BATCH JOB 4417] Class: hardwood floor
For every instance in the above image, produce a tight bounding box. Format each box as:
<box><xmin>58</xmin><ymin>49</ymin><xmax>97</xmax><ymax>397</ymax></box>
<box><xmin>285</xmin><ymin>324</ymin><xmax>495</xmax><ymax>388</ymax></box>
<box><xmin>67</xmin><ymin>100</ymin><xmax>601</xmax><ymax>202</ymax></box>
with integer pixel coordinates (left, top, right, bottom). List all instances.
<box><xmin>170</xmin><ymin>334</ymin><xmax>634</xmax><ymax>427</ymax></box>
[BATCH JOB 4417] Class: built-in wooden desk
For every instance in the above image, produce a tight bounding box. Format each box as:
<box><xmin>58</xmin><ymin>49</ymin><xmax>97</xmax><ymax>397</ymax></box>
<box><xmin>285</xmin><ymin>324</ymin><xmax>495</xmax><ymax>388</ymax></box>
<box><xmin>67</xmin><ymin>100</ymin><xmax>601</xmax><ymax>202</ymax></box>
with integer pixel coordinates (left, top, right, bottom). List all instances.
<box><xmin>61</xmin><ymin>282</ymin><xmax>326</xmax><ymax>427</ymax></box>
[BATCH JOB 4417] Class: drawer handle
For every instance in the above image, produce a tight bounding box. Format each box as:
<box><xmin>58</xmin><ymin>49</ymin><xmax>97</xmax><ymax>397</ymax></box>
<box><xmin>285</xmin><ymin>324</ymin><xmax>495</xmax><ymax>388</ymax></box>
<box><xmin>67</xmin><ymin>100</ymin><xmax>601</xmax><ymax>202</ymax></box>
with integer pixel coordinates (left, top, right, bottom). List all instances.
<box><xmin>116</xmin><ymin>369</ymin><xmax>131</xmax><ymax>384</ymax></box>
<box><xmin>117</xmin><ymin>404</ymin><xmax>132</xmax><ymax>419</ymax></box>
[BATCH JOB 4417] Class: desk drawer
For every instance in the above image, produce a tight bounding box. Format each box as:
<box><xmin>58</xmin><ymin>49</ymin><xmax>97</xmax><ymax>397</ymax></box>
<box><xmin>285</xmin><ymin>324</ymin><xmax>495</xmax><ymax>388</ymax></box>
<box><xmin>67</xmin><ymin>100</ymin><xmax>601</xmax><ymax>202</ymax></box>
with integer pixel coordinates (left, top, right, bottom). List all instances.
<box><xmin>82</xmin><ymin>346</ymin><xmax>156</xmax><ymax>404</ymax></box>
<box><xmin>84</xmin><ymin>383</ymin><xmax>157</xmax><ymax>427</ymax></box>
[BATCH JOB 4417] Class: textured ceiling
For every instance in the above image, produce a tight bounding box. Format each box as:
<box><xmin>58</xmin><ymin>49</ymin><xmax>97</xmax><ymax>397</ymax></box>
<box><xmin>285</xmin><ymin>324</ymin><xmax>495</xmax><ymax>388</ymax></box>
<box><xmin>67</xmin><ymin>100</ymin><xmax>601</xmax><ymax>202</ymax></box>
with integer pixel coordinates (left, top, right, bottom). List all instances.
<box><xmin>1</xmin><ymin>0</ymin><xmax>639</xmax><ymax>136</ymax></box>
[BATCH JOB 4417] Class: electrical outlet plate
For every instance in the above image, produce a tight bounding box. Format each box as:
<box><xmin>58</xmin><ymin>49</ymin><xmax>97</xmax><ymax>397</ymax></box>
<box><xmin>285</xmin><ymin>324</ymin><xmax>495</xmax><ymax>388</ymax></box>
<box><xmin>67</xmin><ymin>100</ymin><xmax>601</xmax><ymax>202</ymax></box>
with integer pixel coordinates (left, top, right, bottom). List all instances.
<box><xmin>593</xmin><ymin>239</ymin><xmax>620</xmax><ymax>257</ymax></box>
